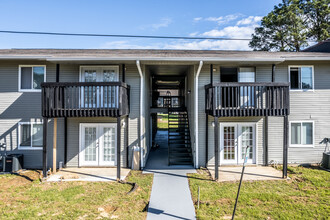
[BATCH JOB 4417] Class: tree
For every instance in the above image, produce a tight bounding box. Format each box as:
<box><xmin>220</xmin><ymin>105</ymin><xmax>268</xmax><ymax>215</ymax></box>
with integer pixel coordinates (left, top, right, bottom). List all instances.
<box><xmin>305</xmin><ymin>0</ymin><xmax>330</xmax><ymax>42</ymax></box>
<box><xmin>249</xmin><ymin>0</ymin><xmax>329</xmax><ymax>51</ymax></box>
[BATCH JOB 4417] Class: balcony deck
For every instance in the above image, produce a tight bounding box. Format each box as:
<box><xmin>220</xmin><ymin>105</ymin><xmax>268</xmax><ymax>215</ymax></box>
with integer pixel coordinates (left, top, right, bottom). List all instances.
<box><xmin>41</xmin><ymin>82</ymin><xmax>130</xmax><ymax>118</ymax></box>
<box><xmin>205</xmin><ymin>82</ymin><xmax>290</xmax><ymax>117</ymax></box>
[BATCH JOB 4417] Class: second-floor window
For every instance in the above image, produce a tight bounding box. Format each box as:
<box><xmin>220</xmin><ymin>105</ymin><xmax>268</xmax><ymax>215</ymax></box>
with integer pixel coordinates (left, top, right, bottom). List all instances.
<box><xmin>19</xmin><ymin>65</ymin><xmax>46</xmax><ymax>92</ymax></box>
<box><xmin>289</xmin><ymin>66</ymin><xmax>313</xmax><ymax>90</ymax></box>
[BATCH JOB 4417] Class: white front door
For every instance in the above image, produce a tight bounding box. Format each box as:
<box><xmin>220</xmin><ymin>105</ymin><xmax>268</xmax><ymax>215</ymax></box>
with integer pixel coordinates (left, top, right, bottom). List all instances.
<box><xmin>79</xmin><ymin>123</ymin><xmax>117</xmax><ymax>166</ymax></box>
<box><xmin>220</xmin><ymin>123</ymin><xmax>256</xmax><ymax>165</ymax></box>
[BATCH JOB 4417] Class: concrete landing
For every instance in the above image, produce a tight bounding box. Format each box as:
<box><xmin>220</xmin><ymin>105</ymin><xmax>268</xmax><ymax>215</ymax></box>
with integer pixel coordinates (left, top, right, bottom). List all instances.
<box><xmin>208</xmin><ymin>166</ymin><xmax>283</xmax><ymax>182</ymax></box>
<box><xmin>47</xmin><ymin>167</ymin><xmax>130</xmax><ymax>182</ymax></box>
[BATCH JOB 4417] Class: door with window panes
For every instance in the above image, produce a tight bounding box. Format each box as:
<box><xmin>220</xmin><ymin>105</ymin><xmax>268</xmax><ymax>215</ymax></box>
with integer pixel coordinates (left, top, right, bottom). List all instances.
<box><xmin>80</xmin><ymin>66</ymin><xmax>119</xmax><ymax>108</ymax></box>
<box><xmin>80</xmin><ymin>124</ymin><xmax>117</xmax><ymax>166</ymax></box>
<box><xmin>220</xmin><ymin>123</ymin><xmax>256</xmax><ymax>164</ymax></box>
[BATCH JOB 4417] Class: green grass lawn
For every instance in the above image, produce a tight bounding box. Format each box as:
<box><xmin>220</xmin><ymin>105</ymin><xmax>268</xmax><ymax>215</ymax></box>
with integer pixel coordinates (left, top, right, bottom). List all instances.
<box><xmin>0</xmin><ymin>170</ymin><xmax>153</xmax><ymax>219</ymax></box>
<box><xmin>188</xmin><ymin>166</ymin><xmax>330</xmax><ymax>220</ymax></box>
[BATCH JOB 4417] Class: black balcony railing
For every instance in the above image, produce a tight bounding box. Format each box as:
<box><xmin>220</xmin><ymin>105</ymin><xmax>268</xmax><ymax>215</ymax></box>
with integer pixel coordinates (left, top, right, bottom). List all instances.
<box><xmin>41</xmin><ymin>82</ymin><xmax>130</xmax><ymax>118</ymax></box>
<box><xmin>205</xmin><ymin>82</ymin><xmax>290</xmax><ymax>117</ymax></box>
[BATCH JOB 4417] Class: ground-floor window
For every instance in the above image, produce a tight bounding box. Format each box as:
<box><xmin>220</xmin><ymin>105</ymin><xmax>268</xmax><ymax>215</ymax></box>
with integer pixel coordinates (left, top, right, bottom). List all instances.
<box><xmin>220</xmin><ymin>123</ymin><xmax>256</xmax><ymax>164</ymax></box>
<box><xmin>18</xmin><ymin>122</ymin><xmax>43</xmax><ymax>150</ymax></box>
<box><xmin>290</xmin><ymin>121</ymin><xmax>314</xmax><ymax>147</ymax></box>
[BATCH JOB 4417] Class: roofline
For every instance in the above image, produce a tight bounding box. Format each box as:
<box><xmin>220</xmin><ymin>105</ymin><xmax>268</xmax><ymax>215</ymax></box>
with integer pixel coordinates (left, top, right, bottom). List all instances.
<box><xmin>0</xmin><ymin>55</ymin><xmax>329</xmax><ymax>62</ymax></box>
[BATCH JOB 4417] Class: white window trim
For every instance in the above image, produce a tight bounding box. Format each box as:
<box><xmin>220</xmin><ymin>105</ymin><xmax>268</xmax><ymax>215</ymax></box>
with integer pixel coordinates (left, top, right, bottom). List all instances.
<box><xmin>79</xmin><ymin>65</ymin><xmax>119</xmax><ymax>82</ymax></box>
<box><xmin>18</xmin><ymin>65</ymin><xmax>46</xmax><ymax>92</ymax></box>
<box><xmin>289</xmin><ymin>121</ymin><xmax>314</xmax><ymax>148</ymax></box>
<box><xmin>18</xmin><ymin>122</ymin><xmax>43</xmax><ymax>150</ymax></box>
<box><xmin>288</xmin><ymin>65</ymin><xmax>314</xmax><ymax>91</ymax></box>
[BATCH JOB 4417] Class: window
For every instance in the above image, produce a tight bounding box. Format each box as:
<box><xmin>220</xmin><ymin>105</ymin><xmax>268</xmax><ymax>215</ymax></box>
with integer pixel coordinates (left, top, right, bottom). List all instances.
<box><xmin>290</xmin><ymin>121</ymin><xmax>314</xmax><ymax>147</ymax></box>
<box><xmin>289</xmin><ymin>66</ymin><xmax>313</xmax><ymax>90</ymax></box>
<box><xmin>18</xmin><ymin>122</ymin><xmax>43</xmax><ymax>149</ymax></box>
<box><xmin>19</xmin><ymin>65</ymin><xmax>46</xmax><ymax>91</ymax></box>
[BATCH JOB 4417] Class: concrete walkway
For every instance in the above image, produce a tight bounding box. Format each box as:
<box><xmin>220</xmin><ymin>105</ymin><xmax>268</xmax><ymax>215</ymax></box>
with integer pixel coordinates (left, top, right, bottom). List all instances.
<box><xmin>144</xmin><ymin>131</ymin><xmax>196</xmax><ymax>220</ymax></box>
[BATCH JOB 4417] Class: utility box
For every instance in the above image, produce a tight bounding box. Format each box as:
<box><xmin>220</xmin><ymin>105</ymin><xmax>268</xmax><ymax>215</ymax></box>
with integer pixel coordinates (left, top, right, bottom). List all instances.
<box><xmin>322</xmin><ymin>152</ymin><xmax>330</xmax><ymax>169</ymax></box>
<box><xmin>132</xmin><ymin>146</ymin><xmax>140</xmax><ymax>170</ymax></box>
<box><xmin>3</xmin><ymin>154</ymin><xmax>24</xmax><ymax>173</ymax></box>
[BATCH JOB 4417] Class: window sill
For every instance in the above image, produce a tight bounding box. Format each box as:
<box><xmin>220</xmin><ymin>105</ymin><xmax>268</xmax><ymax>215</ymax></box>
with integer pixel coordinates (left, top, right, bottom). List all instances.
<box><xmin>18</xmin><ymin>147</ymin><xmax>43</xmax><ymax>150</ymax></box>
<box><xmin>289</xmin><ymin>145</ymin><xmax>314</xmax><ymax>148</ymax></box>
<box><xmin>290</xmin><ymin>89</ymin><xmax>314</xmax><ymax>92</ymax></box>
<box><xmin>18</xmin><ymin>89</ymin><xmax>42</xmax><ymax>93</ymax></box>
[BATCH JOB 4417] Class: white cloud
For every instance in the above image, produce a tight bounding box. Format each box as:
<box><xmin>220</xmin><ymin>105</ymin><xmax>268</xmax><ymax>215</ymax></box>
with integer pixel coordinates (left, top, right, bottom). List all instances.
<box><xmin>205</xmin><ymin>14</ymin><xmax>241</xmax><ymax>24</ymax></box>
<box><xmin>193</xmin><ymin>17</ymin><xmax>202</xmax><ymax>22</ymax></box>
<box><xmin>236</xmin><ymin>16</ymin><xmax>262</xmax><ymax>26</ymax></box>
<box><xmin>189</xmin><ymin>32</ymin><xmax>199</xmax><ymax>37</ymax></box>
<box><xmin>163</xmin><ymin>39</ymin><xmax>251</xmax><ymax>50</ymax></box>
<box><xmin>194</xmin><ymin>14</ymin><xmax>242</xmax><ymax>25</ymax></box>
<box><xmin>138</xmin><ymin>18</ymin><xmax>172</xmax><ymax>30</ymax></box>
<box><xmin>202</xmin><ymin>25</ymin><xmax>256</xmax><ymax>39</ymax></box>
<box><xmin>152</xmin><ymin>18</ymin><xmax>172</xmax><ymax>29</ymax></box>
<box><xmin>99</xmin><ymin>41</ymin><xmax>156</xmax><ymax>49</ymax></box>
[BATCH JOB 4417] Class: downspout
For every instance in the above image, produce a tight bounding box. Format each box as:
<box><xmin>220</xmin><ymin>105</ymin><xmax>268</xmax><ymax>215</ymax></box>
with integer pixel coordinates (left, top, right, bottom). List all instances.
<box><xmin>136</xmin><ymin>60</ymin><xmax>144</xmax><ymax>169</ymax></box>
<box><xmin>194</xmin><ymin>61</ymin><xmax>203</xmax><ymax>168</ymax></box>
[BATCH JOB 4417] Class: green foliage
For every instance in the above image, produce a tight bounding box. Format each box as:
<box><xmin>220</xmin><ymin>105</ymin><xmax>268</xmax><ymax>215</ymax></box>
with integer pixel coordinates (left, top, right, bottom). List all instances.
<box><xmin>305</xmin><ymin>0</ymin><xmax>330</xmax><ymax>41</ymax></box>
<box><xmin>249</xmin><ymin>0</ymin><xmax>330</xmax><ymax>51</ymax></box>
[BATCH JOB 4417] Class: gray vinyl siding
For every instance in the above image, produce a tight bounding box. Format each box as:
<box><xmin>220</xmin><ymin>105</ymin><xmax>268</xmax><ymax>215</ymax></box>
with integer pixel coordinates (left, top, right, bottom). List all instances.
<box><xmin>186</xmin><ymin>65</ymin><xmax>196</xmax><ymax>165</ymax></box>
<box><xmin>268</xmin><ymin>62</ymin><xmax>330</xmax><ymax>164</ymax></box>
<box><xmin>0</xmin><ymin>61</ymin><xmax>140</xmax><ymax>169</ymax></box>
<box><xmin>199</xmin><ymin>61</ymin><xmax>330</xmax><ymax>167</ymax></box>
<box><xmin>66</xmin><ymin>117</ymin><xmax>125</xmax><ymax>167</ymax></box>
<box><xmin>143</xmin><ymin>64</ymin><xmax>151</xmax><ymax>167</ymax></box>
<box><xmin>125</xmin><ymin>64</ymin><xmax>140</xmax><ymax>168</ymax></box>
<box><xmin>205</xmin><ymin>117</ymin><xmax>264</xmax><ymax>166</ymax></box>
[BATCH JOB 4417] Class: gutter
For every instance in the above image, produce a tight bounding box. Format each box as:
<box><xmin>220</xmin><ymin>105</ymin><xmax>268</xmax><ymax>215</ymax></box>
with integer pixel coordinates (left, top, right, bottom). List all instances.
<box><xmin>136</xmin><ymin>60</ymin><xmax>144</xmax><ymax>169</ymax></box>
<box><xmin>44</xmin><ymin>57</ymin><xmax>287</xmax><ymax>62</ymax></box>
<box><xmin>194</xmin><ymin>61</ymin><xmax>203</xmax><ymax>168</ymax></box>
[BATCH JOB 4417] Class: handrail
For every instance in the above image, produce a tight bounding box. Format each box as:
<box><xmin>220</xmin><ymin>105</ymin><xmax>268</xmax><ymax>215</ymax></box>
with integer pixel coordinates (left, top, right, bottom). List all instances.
<box><xmin>41</xmin><ymin>81</ymin><xmax>129</xmax><ymax>88</ymax></box>
<box><xmin>41</xmin><ymin>82</ymin><xmax>130</xmax><ymax>118</ymax></box>
<box><xmin>205</xmin><ymin>82</ymin><xmax>290</xmax><ymax>89</ymax></box>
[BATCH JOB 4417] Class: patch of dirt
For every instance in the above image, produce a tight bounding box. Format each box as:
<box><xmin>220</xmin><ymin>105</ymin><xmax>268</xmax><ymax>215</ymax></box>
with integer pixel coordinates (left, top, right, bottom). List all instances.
<box><xmin>0</xmin><ymin>170</ymin><xmax>41</xmax><ymax>190</ymax></box>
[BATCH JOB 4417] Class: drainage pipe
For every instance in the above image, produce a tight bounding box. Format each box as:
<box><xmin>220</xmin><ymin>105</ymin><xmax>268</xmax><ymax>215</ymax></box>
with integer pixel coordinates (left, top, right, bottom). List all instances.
<box><xmin>194</xmin><ymin>61</ymin><xmax>203</xmax><ymax>168</ymax></box>
<box><xmin>136</xmin><ymin>60</ymin><xmax>144</xmax><ymax>169</ymax></box>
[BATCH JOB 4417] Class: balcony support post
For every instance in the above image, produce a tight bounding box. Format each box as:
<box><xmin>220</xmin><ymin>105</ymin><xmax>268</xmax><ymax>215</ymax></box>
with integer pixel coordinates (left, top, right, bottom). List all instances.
<box><xmin>117</xmin><ymin>116</ymin><xmax>121</xmax><ymax>181</ymax></box>
<box><xmin>264</xmin><ymin>116</ymin><xmax>269</xmax><ymax>166</ymax></box>
<box><xmin>42</xmin><ymin>117</ymin><xmax>48</xmax><ymax>178</ymax></box>
<box><xmin>52</xmin><ymin>118</ymin><xmax>57</xmax><ymax>173</ymax></box>
<box><xmin>64</xmin><ymin>117</ymin><xmax>67</xmax><ymax>167</ymax></box>
<box><xmin>283</xmin><ymin>115</ymin><xmax>288</xmax><ymax>178</ymax></box>
<box><xmin>122</xmin><ymin>64</ymin><xmax>125</xmax><ymax>82</ymax></box>
<box><xmin>125</xmin><ymin>116</ymin><xmax>129</xmax><ymax>168</ymax></box>
<box><xmin>205</xmin><ymin>113</ymin><xmax>208</xmax><ymax>167</ymax></box>
<box><xmin>214</xmin><ymin>116</ymin><xmax>219</xmax><ymax>181</ymax></box>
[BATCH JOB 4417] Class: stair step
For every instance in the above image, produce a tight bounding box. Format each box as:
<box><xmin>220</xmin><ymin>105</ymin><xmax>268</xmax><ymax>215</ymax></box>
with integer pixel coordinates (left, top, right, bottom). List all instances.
<box><xmin>168</xmin><ymin>110</ymin><xmax>193</xmax><ymax>166</ymax></box>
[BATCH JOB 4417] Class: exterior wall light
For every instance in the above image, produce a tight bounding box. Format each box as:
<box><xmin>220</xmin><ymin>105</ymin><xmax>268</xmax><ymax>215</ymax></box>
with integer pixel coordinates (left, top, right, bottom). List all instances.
<box><xmin>211</xmin><ymin>122</ymin><xmax>215</xmax><ymax>127</ymax></box>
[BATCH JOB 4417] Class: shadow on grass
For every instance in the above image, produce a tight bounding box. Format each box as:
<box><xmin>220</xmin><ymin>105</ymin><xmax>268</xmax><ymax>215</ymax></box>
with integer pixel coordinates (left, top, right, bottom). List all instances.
<box><xmin>11</xmin><ymin>170</ymin><xmax>41</xmax><ymax>182</ymax></box>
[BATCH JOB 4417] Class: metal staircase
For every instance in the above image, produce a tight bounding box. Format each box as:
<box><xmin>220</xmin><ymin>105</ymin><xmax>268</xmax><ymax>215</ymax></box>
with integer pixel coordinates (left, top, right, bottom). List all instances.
<box><xmin>168</xmin><ymin>108</ymin><xmax>193</xmax><ymax>165</ymax></box>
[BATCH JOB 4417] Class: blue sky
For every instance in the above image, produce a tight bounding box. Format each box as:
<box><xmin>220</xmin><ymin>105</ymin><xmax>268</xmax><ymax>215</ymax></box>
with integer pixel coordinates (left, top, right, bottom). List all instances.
<box><xmin>0</xmin><ymin>0</ymin><xmax>281</xmax><ymax>50</ymax></box>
